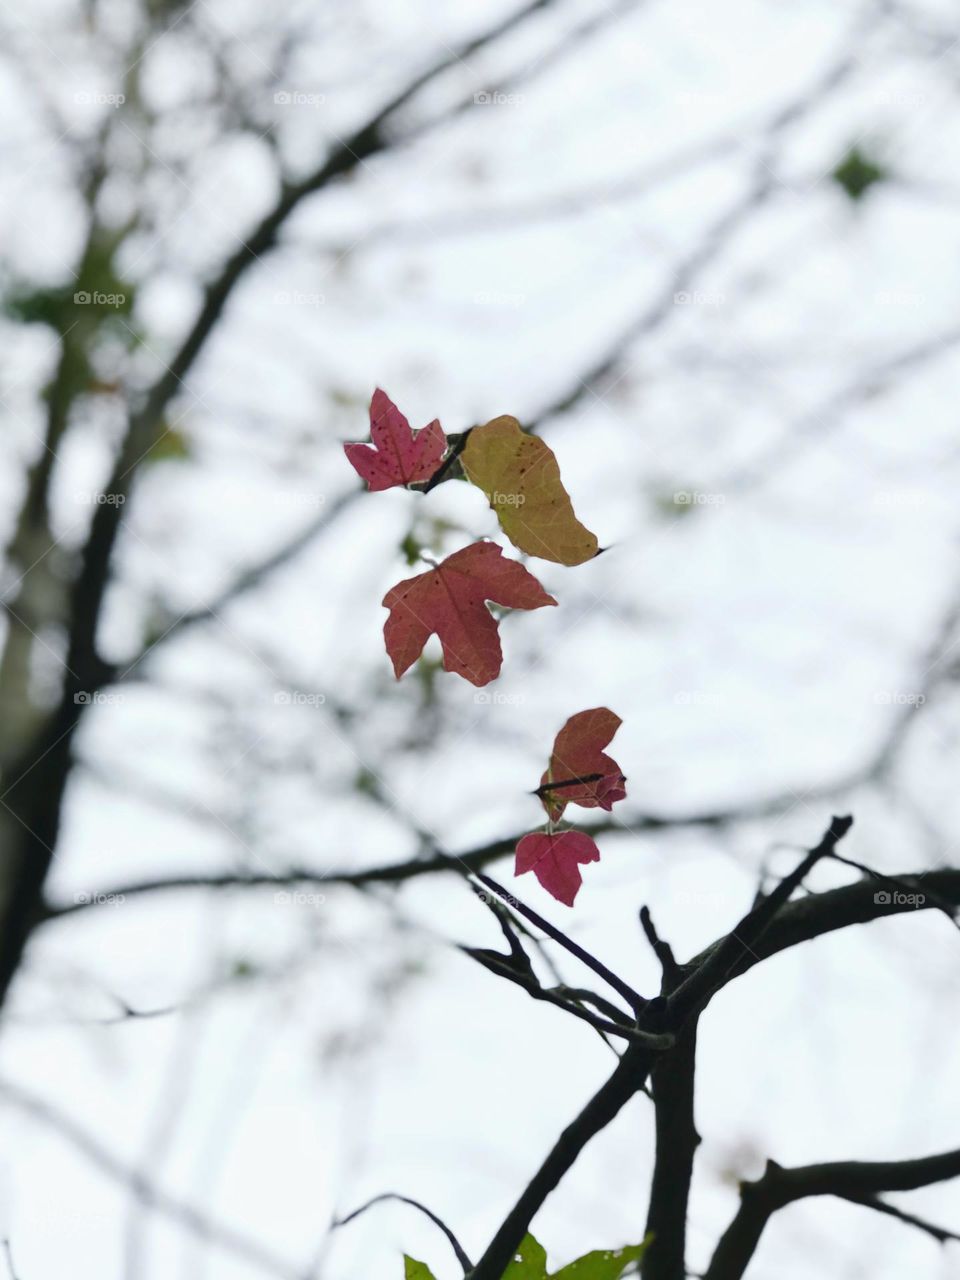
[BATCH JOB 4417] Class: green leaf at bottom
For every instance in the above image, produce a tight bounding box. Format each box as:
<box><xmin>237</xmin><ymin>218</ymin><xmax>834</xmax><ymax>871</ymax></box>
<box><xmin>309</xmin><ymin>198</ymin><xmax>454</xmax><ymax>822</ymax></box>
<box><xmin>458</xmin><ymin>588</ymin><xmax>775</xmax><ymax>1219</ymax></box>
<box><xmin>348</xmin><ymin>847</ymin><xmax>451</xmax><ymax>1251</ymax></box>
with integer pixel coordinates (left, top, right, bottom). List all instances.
<box><xmin>404</xmin><ymin>1255</ymin><xmax>437</xmax><ymax>1279</ymax></box>
<box><xmin>551</xmin><ymin>1238</ymin><xmax>651</xmax><ymax>1279</ymax></box>
<box><xmin>503</xmin><ymin>1233</ymin><xmax>549</xmax><ymax>1278</ymax></box>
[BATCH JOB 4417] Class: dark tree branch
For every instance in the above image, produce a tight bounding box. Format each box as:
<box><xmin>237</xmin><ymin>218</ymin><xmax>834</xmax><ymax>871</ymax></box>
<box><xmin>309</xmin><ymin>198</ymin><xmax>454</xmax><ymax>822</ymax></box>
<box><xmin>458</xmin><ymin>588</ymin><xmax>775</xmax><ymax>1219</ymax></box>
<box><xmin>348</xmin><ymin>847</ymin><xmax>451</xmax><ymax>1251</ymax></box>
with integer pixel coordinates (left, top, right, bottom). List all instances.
<box><xmin>462</xmin><ymin>944</ymin><xmax>670</xmax><ymax>1047</ymax></box>
<box><xmin>464</xmin><ymin>876</ymin><xmax>669</xmax><ymax>1046</ymax></box>
<box><xmin>49</xmin><ymin>822</ymin><xmax>960</xmax><ymax>1004</ymax></box>
<box><xmin>474</xmin><ymin>870</ymin><xmax>647</xmax><ymax>1014</ymax></box>
<box><xmin>828</xmin><ymin>850</ymin><xmax>960</xmax><ymax>934</ymax></box>
<box><xmin>668</xmin><ymin>815</ymin><xmax>854</xmax><ymax>1024</ymax></box>
<box><xmin>467</xmin><ymin>1041</ymin><xmax>655</xmax><ymax>1280</ymax></box>
<box><xmin>640</xmin><ymin>906</ymin><xmax>696</xmax><ymax>1280</ymax></box>
<box><xmin>688</xmin><ymin>866</ymin><xmax>960</xmax><ymax>988</ymax></box>
<box><xmin>534</xmin><ymin>775</ymin><xmax>603</xmax><ymax>794</ymax></box>
<box><xmin>642</xmin><ymin>1018</ymin><xmax>700</xmax><ymax>1280</ymax></box>
<box><xmin>639</xmin><ymin>905</ymin><xmax>679</xmax><ymax>982</ymax></box>
<box><xmin>417</xmin><ymin>428</ymin><xmax>473</xmax><ymax>493</ymax></box>
<box><xmin>704</xmin><ymin>1148</ymin><xmax>960</xmax><ymax>1280</ymax></box>
<box><xmin>842</xmin><ymin>1192</ymin><xmax>960</xmax><ymax>1245</ymax></box>
<box><xmin>45</xmin><ymin>789</ymin><xmax>819</xmax><ymax>920</ymax></box>
<box><xmin>554</xmin><ymin>985</ymin><xmax>634</xmax><ymax>1026</ymax></box>
<box><xmin>457</xmin><ymin>814</ymin><xmax>958</xmax><ymax>1280</ymax></box>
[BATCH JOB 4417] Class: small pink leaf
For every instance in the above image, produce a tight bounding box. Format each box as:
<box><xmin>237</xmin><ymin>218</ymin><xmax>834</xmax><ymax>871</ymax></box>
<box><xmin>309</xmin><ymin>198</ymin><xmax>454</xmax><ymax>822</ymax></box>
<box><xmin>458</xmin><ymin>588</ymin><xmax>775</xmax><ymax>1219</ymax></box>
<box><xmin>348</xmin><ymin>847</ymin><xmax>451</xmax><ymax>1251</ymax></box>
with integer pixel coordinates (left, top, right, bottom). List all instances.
<box><xmin>539</xmin><ymin>707</ymin><xmax>627</xmax><ymax>821</ymax></box>
<box><xmin>344</xmin><ymin>388</ymin><xmax>446</xmax><ymax>490</ymax></box>
<box><xmin>514</xmin><ymin>830</ymin><xmax>601</xmax><ymax>907</ymax></box>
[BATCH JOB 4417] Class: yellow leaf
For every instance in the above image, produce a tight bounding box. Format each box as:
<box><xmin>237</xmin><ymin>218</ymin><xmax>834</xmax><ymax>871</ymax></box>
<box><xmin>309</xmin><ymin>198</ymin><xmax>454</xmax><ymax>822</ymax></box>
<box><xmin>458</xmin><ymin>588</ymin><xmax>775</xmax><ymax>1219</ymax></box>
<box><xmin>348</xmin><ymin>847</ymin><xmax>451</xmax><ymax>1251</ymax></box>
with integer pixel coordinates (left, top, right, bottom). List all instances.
<box><xmin>461</xmin><ymin>417</ymin><xmax>598</xmax><ymax>565</ymax></box>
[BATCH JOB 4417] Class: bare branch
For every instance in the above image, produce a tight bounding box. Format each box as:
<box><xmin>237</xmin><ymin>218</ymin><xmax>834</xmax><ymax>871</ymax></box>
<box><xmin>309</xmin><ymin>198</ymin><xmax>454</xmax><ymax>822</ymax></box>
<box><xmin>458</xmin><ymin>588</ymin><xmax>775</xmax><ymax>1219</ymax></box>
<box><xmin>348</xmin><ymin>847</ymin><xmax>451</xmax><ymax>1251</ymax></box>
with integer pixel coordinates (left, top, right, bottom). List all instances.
<box><xmin>642</xmin><ymin>1019</ymin><xmax>700</xmax><ymax>1280</ymax></box>
<box><xmin>668</xmin><ymin>815</ymin><xmax>854</xmax><ymax>1023</ymax></box>
<box><xmin>335</xmin><ymin>1192</ymin><xmax>472</xmax><ymax>1272</ymax></box>
<box><xmin>688</xmin><ymin>865</ymin><xmax>960</xmax><ymax>989</ymax></box>
<box><xmin>639</xmin><ymin>905</ymin><xmax>679</xmax><ymax>982</ymax></box>
<box><xmin>462</xmin><ymin>943</ymin><xmax>669</xmax><ymax>1047</ymax></box>
<box><xmin>467</xmin><ymin>1041</ymin><xmax>655</xmax><ymax>1280</ymax></box>
<box><xmin>1</xmin><ymin>1240</ymin><xmax>19</xmax><ymax>1280</ymax></box>
<box><xmin>828</xmin><ymin>850</ymin><xmax>960</xmax><ymax>933</ymax></box>
<box><xmin>455</xmin><ymin>816</ymin><xmax>956</xmax><ymax>1280</ymax></box>
<box><xmin>474</xmin><ymin>870</ymin><xmax>647</xmax><ymax>1014</ymax></box>
<box><xmin>705</xmin><ymin>1148</ymin><xmax>960</xmax><ymax>1280</ymax></box>
<box><xmin>42</xmin><ymin>789</ymin><xmax>836</xmax><ymax>921</ymax></box>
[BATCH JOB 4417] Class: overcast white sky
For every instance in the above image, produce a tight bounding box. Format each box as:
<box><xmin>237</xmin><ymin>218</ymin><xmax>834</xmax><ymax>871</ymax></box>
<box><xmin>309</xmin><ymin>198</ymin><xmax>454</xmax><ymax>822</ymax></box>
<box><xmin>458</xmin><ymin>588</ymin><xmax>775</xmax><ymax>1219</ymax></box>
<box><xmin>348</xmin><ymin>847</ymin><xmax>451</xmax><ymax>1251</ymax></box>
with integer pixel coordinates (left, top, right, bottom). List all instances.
<box><xmin>2</xmin><ymin>0</ymin><xmax>960</xmax><ymax>1277</ymax></box>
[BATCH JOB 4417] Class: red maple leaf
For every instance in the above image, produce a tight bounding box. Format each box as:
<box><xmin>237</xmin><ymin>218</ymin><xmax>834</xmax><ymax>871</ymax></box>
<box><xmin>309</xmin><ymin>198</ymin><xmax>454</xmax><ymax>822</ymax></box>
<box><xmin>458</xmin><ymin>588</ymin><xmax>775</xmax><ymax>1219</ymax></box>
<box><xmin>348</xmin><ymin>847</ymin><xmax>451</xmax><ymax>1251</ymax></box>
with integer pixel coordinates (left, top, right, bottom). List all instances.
<box><xmin>538</xmin><ymin>707</ymin><xmax>626</xmax><ymax>821</ymax></box>
<box><xmin>344</xmin><ymin>388</ymin><xmax>446</xmax><ymax>490</ymax></box>
<box><xmin>514</xmin><ymin>830</ymin><xmax>601</xmax><ymax>907</ymax></box>
<box><xmin>382</xmin><ymin>542</ymin><xmax>556</xmax><ymax>687</ymax></box>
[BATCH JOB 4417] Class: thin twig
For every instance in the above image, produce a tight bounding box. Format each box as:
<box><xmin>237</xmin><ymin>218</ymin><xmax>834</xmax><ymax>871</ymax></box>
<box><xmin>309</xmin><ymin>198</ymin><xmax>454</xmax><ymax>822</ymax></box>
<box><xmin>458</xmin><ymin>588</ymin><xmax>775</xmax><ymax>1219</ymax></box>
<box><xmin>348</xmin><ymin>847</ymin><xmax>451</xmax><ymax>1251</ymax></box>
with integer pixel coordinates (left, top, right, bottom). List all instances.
<box><xmin>639</xmin><ymin>906</ymin><xmax>679</xmax><ymax>982</ymax></box>
<box><xmin>1</xmin><ymin>1240</ymin><xmax>19</xmax><ymax>1280</ymax></box>
<box><xmin>844</xmin><ymin>1193</ymin><xmax>960</xmax><ymax>1245</ymax></box>
<box><xmin>417</xmin><ymin>429</ymin><xmax>473</xmax><ymax>493</ymax></box>
<box><xmin>334</xmin><ymin>1193</ymin><xmax>472</xmax><ymax>1272</ymax></box>
<box><xmin>474</xmin><ymin>871</ymin><xmax>647</xmax><ymax>1014</ymax></box>
<box><xmin>705</xmin><ymin>1147</ymin><xmax>960</xmax><ymax>1280</ymax></box>
<box><xmin>462</xmin><ymin>945</ymin><xmax>672</xmax><ymax>1048</ymax></box>
<box><xmin>669</xmin><ymin>815</ymin><xmax>854</xmax><ymax>1022</ymax></box>
<box><xmin>531</xmin><ymin>773</ymin><xmax>605</xmax><ymax>796</ymax></box>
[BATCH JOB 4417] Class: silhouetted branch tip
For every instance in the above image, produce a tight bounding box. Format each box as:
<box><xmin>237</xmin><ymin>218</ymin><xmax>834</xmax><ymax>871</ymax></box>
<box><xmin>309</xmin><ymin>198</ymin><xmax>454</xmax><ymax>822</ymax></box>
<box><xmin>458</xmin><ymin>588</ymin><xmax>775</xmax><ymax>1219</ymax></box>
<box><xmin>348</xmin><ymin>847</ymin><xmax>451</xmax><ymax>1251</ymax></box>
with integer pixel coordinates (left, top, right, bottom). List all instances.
<box><xmin>334</xmin><ymin>1192</ymin><xmax>472</xmax><ymax>1272</ymax></box>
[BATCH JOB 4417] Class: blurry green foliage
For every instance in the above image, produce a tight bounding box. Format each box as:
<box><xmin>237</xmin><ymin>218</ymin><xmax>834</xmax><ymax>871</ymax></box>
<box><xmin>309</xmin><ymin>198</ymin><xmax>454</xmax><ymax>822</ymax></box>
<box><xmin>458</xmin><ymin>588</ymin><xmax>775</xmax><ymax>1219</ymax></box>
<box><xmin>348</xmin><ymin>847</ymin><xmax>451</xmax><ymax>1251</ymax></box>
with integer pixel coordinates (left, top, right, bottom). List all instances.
<box><xmin>401</xmin><ymin>1235</ymin><xmax>650</xmax><ymax>1280</ymax></box>
<box><xmin>145</xmin><ymin>425</ymin><xmax>191</xmax><ymax>463</ymax></box>
<box><xmin>831</xmin><ymin>145</ymin><xmax>887</xmax><ymax>201</ymax></box>
<box><xmin>401</xmin><ymin>531</ymin><xmax>423</xmax><ymax>566</ymax></box>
